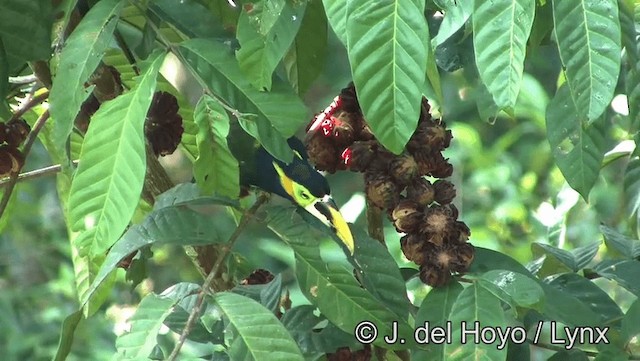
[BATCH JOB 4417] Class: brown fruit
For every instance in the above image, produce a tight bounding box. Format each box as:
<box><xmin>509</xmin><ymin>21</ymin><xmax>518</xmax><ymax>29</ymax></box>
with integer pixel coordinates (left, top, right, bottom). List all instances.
<box><xmin>305</xmin><ymin>132</ymin><xmax>340</xmax><ymax>173</ymax></box>
<box><xmin>339</xmin><ymin>82</ymin><xmax>361</xmax><ymax>114</ymax></box>
<box><xmin>145</xmin><ymin>91</ymin><xmax>184</xmax><ymax>156</ymax></box>
<box><xmin>390</xmin><ymin>153</ymin><xmax>418</xmax><ymax>186</ymax></box>
<box><xmin>331</xmin><ymin>111</ymin><xmax>356</xmax><ymax>146</ymax></box>
<box><xmin>419</xmin><ymin>263</ymin><xmax>451</xmax><ymax>287</ymax></box>
<box><xmin>406</xmin><ymin>178</ymin><xmax>435</xmax><ymax>207</ymax></box>
<box><xmin>391</xmin><ymin>199</ymin><xmax>423</xmax><ymax>233</ymax></box>
<box><xmin>400</xmin><ymin>234</ymin><xmax>425</xmax><ymax>264</ymax></box>
<box><xmin>433</xmin><ymin>179</ymin><xmax>456</xmax><ymax>205</ymax></box>
<box><xmin>451</xmin><ymin>242</ymin><xmax>475</xmax><ymax>273</ymax></box>
<box><xmin>241</xmin><ymin>269</ymin><xmax>275</xmax><ymax>285</ymax></box>
<box><xmin>0</xmin><ymin>145</ymin><xmax>24</xmax><ymax>177</ymax></box>
<box><xmin>365</xmin><ymin>174</ymin><xmax>399</xmax><ymax>209</ymax></box>
<box><xmin>453</xmin><ymin>221</ymin><xmax>471</xmax><ymax>243</ymax></box>
<box><xmin>344</xmin><ymin>140</ymin><xmax>377</xmax><ymax>172</ymax></box>
<box><xmin>421</xmin><ymin>206</ymin><xmax>453</xmax><ymax>237</ymax></box>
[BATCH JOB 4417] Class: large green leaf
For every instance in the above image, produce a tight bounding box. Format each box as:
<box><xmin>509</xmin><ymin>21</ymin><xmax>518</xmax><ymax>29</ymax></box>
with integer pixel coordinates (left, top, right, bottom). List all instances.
<box><xmin>531</xmin><ymin>241</ymin><xmax>600</xmax><ymax>276</ymax></box>
<box><xmin>236</xmin><ymin>0</ymin><xmax>306</xmax><ymax>91</ymax></box>
<box><xmin>81</xmin><ymin>201</ymin><xmax>234</xmax><ymax>307</ymax></box>
<box><xmin>473</xmin><ymin>0</ymin><xmax>535</xmax><ymax>109</ymax></box>
<box><xmin>322</xmin><ymin>0</ymin><xmax>348</xmax><ymax>45</ymax></box>
<box><xmin>49</xmin><ymin>0</ymin><xmax>123</xmax><ymax>149</ymax></box>
<box><xmin>546</xmin><ymin>84</ymin><xmax>606</xmax><ymax>199</ymax></box>
<box><xmin>115</xmin><ymin>293</ymin><xmax>176</xmax><ymax>360</ymax></box>
<box><xmin>193</xmin><ymin>95</ymin><xmax>240</xmax><ymax>199</ymax></box>
<box><xmin>622</xmin><ymin>297</ymin><xmax>640</xmax><ymax>344</ymax></box>
<box><xmin>346</xmin><ymin>0</ymin><xmax>428</xmax><ymax>154</ymax></box>
<box><xmin>594</xmin><ymin>259</ymin><xmax>640</xmax><ymax>296</ymax></box>
<box><xmin>352</xmin><ymin>229</ymin><xmax>411</xmax><ymax>320</ymax></box>
<box><xmin>266</xmin><ymin>206</ymin><xmax>414</xmax><ymax>349</ymax></box>
<box><xmin>480</xmin><ymin>270</ymin><xmax>545</xmax><ymax>310</ymax></box>
<box><xmin>0</xmin><ymin>0</ymin><xmax>52</xmax><ymax>69</ymax></box>
<box><xmin>213</xmin><ymin>292</ymin><xmax>305</xmax><ymax>361</ymax></box>
<box><xmin>179</xmin><ymin>39</ymin><xmax>309</xmax><ymax>162</ymax></box>
<box><xmin>619</xmin><ymin>0</ymin><xmax>640</xmax><ymax>131</ymax></box>
<box><xmin>549</xmin><ymin>273</ymin><xmax>623</xmax><ymax>325</ymax></box>
<box><xmin>432</xmin><ymin>0</ymin><xmax>472</xmax><ymax>47</ymax></box>
<box><xmin>552</xmin><ymin>0</ymin><xmax>621</xmax><ymax>121</ymax></box>
<box><xmin>68</xmin><ymin>52</ymin><xmax>164</xmax><ymax>258</ymax></box>
<box><xmin>444</xmin><ymin>282</ymin><xmax>508</xmax><ymax>361</ymax></box>
<box><xmin>53</xmin><ymin>310</ymin><xmax>83</xmax><ymax>361</ymax></box>
<box><xmin>413</xmin><ymin>281</ymin><xmax>464</xmax><ymax>361</ymax></box>
<box><xmin>600</xmin><ymin>224</ymin><xmax>640</xmax><ymax>259</ymax></box>
<box><xmin>283</xmin><ymin>0</ymin><xmax>328</xmax><ymax>95</ymax></box>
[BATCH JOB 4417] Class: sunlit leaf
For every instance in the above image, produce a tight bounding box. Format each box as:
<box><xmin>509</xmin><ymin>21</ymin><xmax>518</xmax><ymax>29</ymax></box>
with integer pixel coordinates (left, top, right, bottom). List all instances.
<box><xmin>236</xmin><ymin>0</ymin><xmax>306</xmax><ymax>90</ymax></box>
<box><xmin>600</xmin><ymin>224</ymin><xmax>640</xmax><ymax>259</ymax></box>
<box><xmin>473</xmin><ymin>0</ymin><xmax>535</xmax><ymax>109</ymax></box>
<box><xmin>213</xmin><ymin>292</ymin><xmax>305</xmax><ymax>361</ymax></box>
<box><xmin>49</xmin><ymin>0</ymin><xmax>123</xmax><ymax>149</ymax></box>
<box><xmin>594</xmin><ymin>259</ymin><xmax>640</xmax><ymax>296</ymax></box>
<box><xmin>346</xmin><ymin>0</ymin><xmax>428</xmax><ymax>154</ymax></box>
<box><xmin>432</xmin><ymin>0</ymin><xmax>472</xmax><ymax>47</ymax></box>
<box><xmin>552</xmin><ymin>0</ymin><xmax>621</xmax><ymax>121</ymax></box>
<box><xmin>193</xmin><ymin>95</ymin><xmax>240</xmax><ymax>199</ymax></box>
<box><xmin>69</xmin><ymin>52</ymin><xmax>164</xmax><ymax>257</ymax></box>
<box><xmin>115</xmin><ymin>293</ymin><xmax>175</xmax><ymax>359</ymax></box>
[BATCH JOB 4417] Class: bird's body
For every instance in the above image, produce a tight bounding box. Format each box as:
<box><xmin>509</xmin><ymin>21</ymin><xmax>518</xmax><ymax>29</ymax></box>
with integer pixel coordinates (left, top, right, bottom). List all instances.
<box><xmin>227</xmin><ymin>122</ymin><xmax>354</xmax><ymax>254</ymax></box>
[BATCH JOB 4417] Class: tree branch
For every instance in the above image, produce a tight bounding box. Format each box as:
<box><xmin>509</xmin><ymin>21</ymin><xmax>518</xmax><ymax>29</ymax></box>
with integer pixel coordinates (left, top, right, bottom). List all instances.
<box><xmin>166</xmin><ymin>193</ymin><xmax>269</xmax><ymax>361</ymax></box>
<box><xmin>9</xmin><ymin>90</ymin><xmax>49</xmax><ymax>122</ymax></box>
<box><xmin>0</xmin><ymin>110</ymin><xmax>50</xmax><ymax>219</ymax></box>
<box><xmin>0</xmin><ymin>160</ymin><xmax>79</xmax><ymax>187</ymax></box>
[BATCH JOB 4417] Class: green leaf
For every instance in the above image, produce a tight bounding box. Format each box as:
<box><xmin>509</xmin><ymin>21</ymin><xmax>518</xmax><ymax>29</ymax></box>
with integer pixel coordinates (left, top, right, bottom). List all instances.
<box><xmin>531</xmin><ymin>241</ymin><xmax>600</xmax><ymax>275</ymax></box>
<box><xmin>480</xmin><ymin>270</ymin><xmax>545</xmax><ymax>309</ymax></box>
<box><xmin>148</xmin><ymin>0</ymin><xmax>228</xmax><ymax>39</ymax></box>
<box><xmin>552</xmin><ymin>0</ymin><xmax>621</xmax><ymax>121</ymax></box>
<box><xmin>413</xmin><ymin>281</ymin><xmax>463</xmax><ymax>361</ymax></box>
<box><xmin>115</xmin><ymin>293</ymin><xmax>176</xmax><ymax>360</ymax></box>
<box><xmin>622</xmin><ymin>297</ymin><xmax>640</xmax><ymax>344</ymax></box>
<box><xmin>53</xmin><ymin>310</ymin><xmax>83</xmax><ymax>361</ymax></box>
<box><xmin>68</xmin><ymin>52</ymin><xmax>164</xmax><ymax>257</ymax></box>
<box><xmin>444</xmin><ymin>282</ymin><xmax>508</xmax><ymax>361</ymax></box>
<box><xmin>600</xmin><ymin>224</ymin><xmax>640</xmax><ymax>259</ymax></box>
<box><xmin>540</xmin><ymin>282</ymin><xmax>602</xmax><ymax>327</ymax></box>
<box><xmin>546</xmin><ymin>83</ymin><xmax>606</xmax><ymax>199</ymax></box>
<box><xmin>322</xmin><ymin>0</ymin><xmax>348</xmax><ymax>45</ymax></box>
<box><xmin>0</xmin><ymin>39</ymin><xmax>8</xmax><ymax>121</ymax></box>
<box><xmin>473</xmin><ymin>0</ymin><xmax>535</xmax><ymax>109</ymax></box>
<box><xmin>179</xmin><ymin>38</ymin><xmax>309</xmax><ymax>162</ymax></box>
<box><xmin>346</xmin><ymin>0</ymin><xmax>428</xmax><ymax>154</ymax></box>
<box><xmin>624</xmin><ymin>158</ymin><xmax>640</xmax><ymax>217</ymax></box>
<box><xmin>232</xmin><ymin>274</ymin><xmax>284</xmax><ymax>312</ymax></box>
<box><xmin>283</xmin><ymin>0</ymin><xmax>328</xmax><ymax>95</ymax></box>
<box><xmin>0</xmin><ymin>0</ymin><xmax>52</xmax><ymax>69</ymax></box>
<box><xmin>619</xmin><ymin>1</ymin><xmax>640</xmax><ymax>132</ymax></box>
<box><xmin>548</xmin><ymin>273</ymin><xmax>623</xmax><ymax>325</ymax></box>
<box><xmin>193</xmin><ymin>95</ymin><xmax>240</xmax><ymax>199</ymax></box>
<box><xmin>213</xmin><ymin>292</ymin><xmax>305</xmax><ymax>361</ymax></box>
<box><xmin>352</xmin><ymin>228</ymin><xmax>411</xmax><ymax>320</ymax></box>
<box><xmin>432</xmin><ymin>0</ymin><xmax>472</xmax><ymax>47</ymax></box>
<box><xmin>594</xmin><ymin>259</ymin><xmax>640</xmax><ymax>296</ymax></box>
<box><xmin>153</xmin><ymin>182</ymin><xmax>239</xmax><ymax>210</ymax></box>
<box><xmin>266</xmin><ymin>206</ymin><xmax>414</xmax><ymax>349</ymax></box>
<box><xmin>49</xmin><ymin>0</ymin><xmax>123</xmax><ymax>149</ymax></box>
<box><xmin>236</xmin><ymin>0</ymin><xmax>306</xmax><ymax>91</ymax></box>
<box><xmin>81</xmin><ymin>202</ymin><xmax>234</xmax><ymax>307</ymax></box>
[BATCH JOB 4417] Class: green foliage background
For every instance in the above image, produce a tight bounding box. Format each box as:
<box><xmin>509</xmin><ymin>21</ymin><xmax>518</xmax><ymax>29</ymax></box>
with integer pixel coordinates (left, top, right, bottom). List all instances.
<box><xmin>0</xmin><ymin>0</ymin><xmax>639</xmax><ymax>360</ymax></box>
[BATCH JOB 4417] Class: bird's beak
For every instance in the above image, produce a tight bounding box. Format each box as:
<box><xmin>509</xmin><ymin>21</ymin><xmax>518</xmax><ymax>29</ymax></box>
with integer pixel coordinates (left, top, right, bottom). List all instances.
<box><xmin>304</xmin><ymin>195</ymin><xmax>355</xmax><ymax>255</ymax></box>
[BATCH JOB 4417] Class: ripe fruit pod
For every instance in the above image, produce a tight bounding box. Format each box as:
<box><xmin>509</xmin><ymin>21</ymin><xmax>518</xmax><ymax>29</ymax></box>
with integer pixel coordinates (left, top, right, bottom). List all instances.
<box><xmin>433</xmin><ymin>179</ymin><xmax>456</xmax><ymax>205</ymax></box>
<box><xmin>365</xmin><ymin>173</ymin><xmax>399</xmax><ymax>209</ymax></box>
<box><xmin>391</xmin><ymin>199</ymin><xmax>423</xmax><ymax>233</ymax></box>
<box><xmin>419</xmin><ymin>263</ymin><xmax>451</xmax><ymax>287</ymax></box>
<box><xmin>407</xmin><ymin>178</ymin><xmax>435</xmax><ymax>207</ymax></box>
<box><xmin>145</xmin><ymin>91</ymin><xmax>184</xmax><ymax>156</ymax></box>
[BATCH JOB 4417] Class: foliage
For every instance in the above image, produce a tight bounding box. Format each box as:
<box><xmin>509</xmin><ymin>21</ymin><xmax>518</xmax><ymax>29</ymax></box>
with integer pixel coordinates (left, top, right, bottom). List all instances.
<box><xmin>0</xmin><ymin>0</ymin><xmax>639</xmax><ymax>360</ymax></box>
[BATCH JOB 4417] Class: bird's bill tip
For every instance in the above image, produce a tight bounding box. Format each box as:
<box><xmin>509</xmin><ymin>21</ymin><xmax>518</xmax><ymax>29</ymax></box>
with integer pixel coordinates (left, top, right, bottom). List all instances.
<box><xmin>305</xmin><ymin>198</ymin><xmax>355</xmax><ymax>255</ymax></box>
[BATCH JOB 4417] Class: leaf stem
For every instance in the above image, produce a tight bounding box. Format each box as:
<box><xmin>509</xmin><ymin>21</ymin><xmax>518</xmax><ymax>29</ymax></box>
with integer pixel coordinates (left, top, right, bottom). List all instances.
<box><xmin>166</xmin><ymin>193</ymin><xmax>269</xmax><ymax>361</ymax></box>
<box><xmin>0</xmin><ymin>110</ymin><xmax>50</xmax><ymax>220</ymax></box>
<box><xmin>9</xmin><ymin>90</ymin><xmax>49</xmax><ymax>122</ymax></box>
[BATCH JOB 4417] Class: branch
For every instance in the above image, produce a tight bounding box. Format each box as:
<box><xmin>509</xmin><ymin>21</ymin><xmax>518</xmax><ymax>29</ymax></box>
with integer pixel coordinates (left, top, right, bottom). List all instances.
<box><xmin>9</xmin><ymin>90</ymin><xmax>49</xmax><ymax>122</ymax></box>
<box><xmin>0</xmin><ymin>160</ymin><xmax>79</xmax><ymax>187</ymax></box>
<box><xmin>166</xmin><ymin>193</ymin><xmax>269</xmax><ymax>361</ymax></box>
<box><xmin>0</xmin><ymin>110</ymin><xmax>50</xmax><ymax>219</ymax></box>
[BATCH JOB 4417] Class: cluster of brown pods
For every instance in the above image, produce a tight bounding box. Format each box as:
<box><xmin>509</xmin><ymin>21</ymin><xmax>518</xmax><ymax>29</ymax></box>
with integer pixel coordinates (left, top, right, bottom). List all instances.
<box><xmin>0</xmin><ymin>118</ymin><xmax>30</xmax><ymax>177</ymax></box>
<box><xmin>304</xmin><ymin>84</ymin><xmax>474</xmax><ymax>287</ymax></box>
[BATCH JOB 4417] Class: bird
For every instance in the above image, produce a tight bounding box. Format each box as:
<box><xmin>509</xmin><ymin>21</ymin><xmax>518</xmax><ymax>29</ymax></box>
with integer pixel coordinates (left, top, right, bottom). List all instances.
<box><xmin>228</xmin><ymin>125</ymin><xmax>355</xmax><ymax>255</ymax></box>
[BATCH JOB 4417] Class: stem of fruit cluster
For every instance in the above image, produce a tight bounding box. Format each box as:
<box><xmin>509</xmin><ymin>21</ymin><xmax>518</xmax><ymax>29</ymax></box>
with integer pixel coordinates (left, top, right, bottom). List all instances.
<box><xmin>366</xmin><ymin>197</ymin><xmax>385</xmax><ymax>246</ymax></box>
<box><xmin>0</xmin><ymin>160</ymin><xmax>79</xmax><ymax>187</ymax></box>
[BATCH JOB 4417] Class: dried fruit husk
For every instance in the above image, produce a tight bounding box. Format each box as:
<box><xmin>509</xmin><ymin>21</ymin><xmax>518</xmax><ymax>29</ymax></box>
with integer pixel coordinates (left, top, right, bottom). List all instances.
<box><xmin>406</xmin><ymin>178</ymin><xmax>435</xmax><ymax>207</ymax></box>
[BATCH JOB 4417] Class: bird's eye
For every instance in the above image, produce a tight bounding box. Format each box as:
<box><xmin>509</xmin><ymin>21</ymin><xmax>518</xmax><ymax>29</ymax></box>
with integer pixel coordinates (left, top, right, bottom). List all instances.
<box><xmin>300</xmin><ymin>192</ymin><xmax>310</xmax><ymax>200</ymax></box>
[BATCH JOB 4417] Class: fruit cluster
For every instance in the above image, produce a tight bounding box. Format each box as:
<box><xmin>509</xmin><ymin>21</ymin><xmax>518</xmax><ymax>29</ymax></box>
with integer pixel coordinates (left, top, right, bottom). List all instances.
<box><xmin>144</xmin><ymin>91</ymin><xmax>184</xmax><ymax>157</ymax></box>
<box><xmin>0</xmin><ymin>118</ymin><xmax>30</xmax><ymax>177</ymax></box>
<box><xmin>304</xmin><ymin>84</ymin><xmax>474</xmax><ymax>287</ymax></box>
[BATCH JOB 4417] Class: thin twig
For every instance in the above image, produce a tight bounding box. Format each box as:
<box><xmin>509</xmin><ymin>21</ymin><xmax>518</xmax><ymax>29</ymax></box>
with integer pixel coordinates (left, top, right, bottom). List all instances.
<box><xmin>9</xmin><ymin>90</ymin><xmax>49</xmax><ymax>122</ymax></box>
<box><xmin>0</xmin><ymin>110</ymin><xmax>50</xmax><ymax>219</ymax></box>
<box><xmin>8</xmin><ymin>75</ymin><xmax>38</xmax><ymax>85</ymax></box>
<box><xmin>166</xmin><ymin>193</ymin><xmax>270</xmax><ymax>361</ymax></box>
<box><xmin>0</xmin><ymin>160</ymin><xmax>79</xmax><ymax>187</ymax></box>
